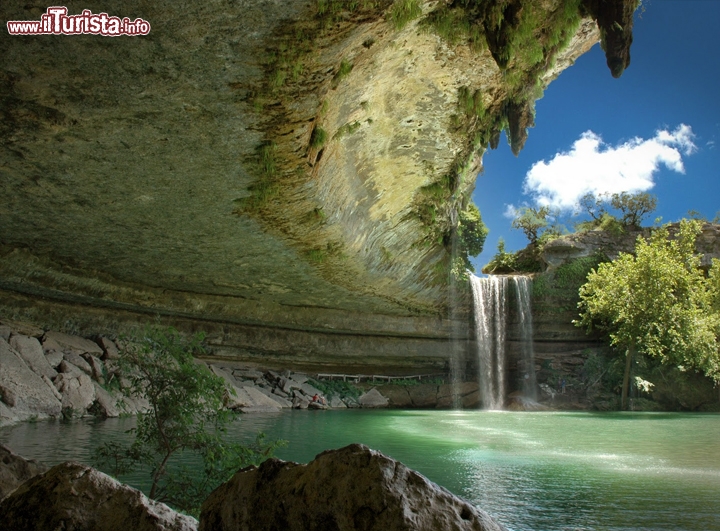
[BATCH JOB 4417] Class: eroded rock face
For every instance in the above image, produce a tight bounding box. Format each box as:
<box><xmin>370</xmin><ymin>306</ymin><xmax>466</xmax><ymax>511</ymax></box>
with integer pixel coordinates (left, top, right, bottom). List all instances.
<box><xmin>0</xmin><ymin>462</ymin><xmax>198</xmax><ymax>531</ymax></box>
<box><xmin>200</xmin><ymin>443</ymin><xmax>506</xmax><ymax>531</ymax></box>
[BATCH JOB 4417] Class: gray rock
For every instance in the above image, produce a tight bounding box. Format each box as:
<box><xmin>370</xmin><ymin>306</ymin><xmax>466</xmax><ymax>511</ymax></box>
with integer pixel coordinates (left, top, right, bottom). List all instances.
<box><xmin>344</xmin><ymin>396</ymin><xmax>360</xmax><ymax>408</ymax></box>
<box><xmin>58</xmin><ymin>360</ymin><xmax>86</xmax><ymax>378</ymax></box>
<box><xmin>98</xmin><ymin>336</ymin><xmax>120</xmax><ymax>360</ymax></box>
<box><xmin>62</xmin><ymin>351</ymin><xmax>93</xmax><ymax>375</ymax></box>
<box><xmin>272</xmin><ymin>387</ymin><xmax>289</xmax><ymax>398</ymax></box>
<box><xmin>0</xmin><ymin>401</ymin><xmax>18</xmax><ymax>427</ymax></box>
<box><xmin>233</xmin><ymin>368</ymin><xmax>263</xmax><ymax>380</ymax></box>
<box><xmin>0</xmin><ymin>444</ymin><xmax>47</xmax><ymax>501</ymax></box>
<box><xmin>45</xmin><ymin>350</ymin><xmax>64</xmax><ymax>368</ymax></box>
<box><xmin>408</xmin><ymin>384</ymin><xmax>439</xmax><ymax>408</ymax></box>
<box><xmin>55</xmin><ymin>372</ymin><xmax>96</xmax><ymax>417</ymax></box>
<box><xmin>0</xmin><ymin>326</ymin><xmax>12</xmax><ymax>342</ymax></box>
<box><xmin>253</xmin><ymin>387</ymin><xmax>291</xmax><ymax>408</ymax></box>
<box><xmin>329</xmin><ymin>396</ymin><xmax>347</xmax><ymax>409</ymax></box>
<box><xmin>41</xmin><ymin>375</ymin><xmax>62</xmax><ymax>401</ymax></box>
<box><xmin>0</xmin><ymin>338</ymin><xmax>62</xmax><ymax>420</ymax></box>
<box><xmin>41</xmin><ymin>336</ymin><xmax>64</xmax><ymax>353</ymax></box>
<box><xmin>289</xmin><ymin>372</ymin><xmax>309</xmax><ymax>385</ymax></box>
<box><xmin>0</xmin><ymin>461</ymin><xmax>198</xmax><ymax>531</ymax></box>
<box><xmin>119</xmin><ymin>394</ymin><xmax>151</xmax><ymax>416</ymax></box>
<box><xmin>292</xmin><ymin>396</ymin><xmax>309</xmax><ymax>409</ymax></box>
<box><xmin>299</xmin><ymin>382</ymin><xmax>322</xmax><ymax>397</ymax></box>
<box><xmin>234</xmin><ymin>387</ymin><xmax>282</xmax><ymax>412</ymax></box>
<box><xmin>8</xmin><ymin>333</ymin><xmax>58</xmax><ymax>380</ymax></box>
<box><xmin>42</xmin><ymin>330</ymin><xmax>104</xmax><ymax>356</ymax></box>
<box><xmin>83</xmin><ymin>353</ymin><xmax>105</xmax><ymax>382</ymax></box>
<box><xmin>92</xmin><ymin>382</ymin><xmax>121</xmax><ymax>418</ymax></box>
<box><xmin>358</xmin><ymin>388</ymin><xmax>389</xmax><ymax>408</ymax></box>
<box><xmin>199</xmin><ymin>444</ymin><xmax>506</xmax><ymax>531</ymax></box>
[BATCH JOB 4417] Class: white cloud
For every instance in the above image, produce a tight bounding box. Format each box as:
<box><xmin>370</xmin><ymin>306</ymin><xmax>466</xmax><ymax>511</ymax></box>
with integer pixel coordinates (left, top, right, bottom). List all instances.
<box><xmin>522</xmin><ymin>124</ymin><xmax>697</xmax><ymax>212</ymax></box>
<box><xmin>503</xmin><ymin>204</ymin><xmax>519</xmax><ymax>219</ymax></box>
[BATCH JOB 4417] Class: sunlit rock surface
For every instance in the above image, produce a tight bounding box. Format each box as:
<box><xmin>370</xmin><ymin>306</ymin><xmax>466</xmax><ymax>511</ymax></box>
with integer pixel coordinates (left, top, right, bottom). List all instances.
<box><xmin>200</xmin><ymin>443</ymin><xmax>507</xmax><ymax>531</ymax></box>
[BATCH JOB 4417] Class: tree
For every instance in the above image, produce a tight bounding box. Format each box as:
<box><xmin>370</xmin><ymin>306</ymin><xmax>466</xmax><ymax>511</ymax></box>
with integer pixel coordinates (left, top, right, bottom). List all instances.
<box><xmin>458</xmin><ymin>203</ymin><xmax>489</xmax><ymax>259</ymax></box>
<box><xmin>576</xmin><ymin>219</ymin><xmax>720</xmax><ymax>409</ymax></box>
<box><xmin>610</xmin><ymin>191</ymin><xmax>657</xmax><ymax>228</ymax></box>
<box><xmin>511</xmin><ymin>206</ymin><xmax>550</xmax><ymax>245</ymax></box>
<box><xmin>93</xmin><ymin>327</ymin><xmax>283</xmax><ymax>516</ymax></box>
<box><xmin>577</xmin><ymin>191</ymin><xmax>657</xmax><ymax>231</ymax></box>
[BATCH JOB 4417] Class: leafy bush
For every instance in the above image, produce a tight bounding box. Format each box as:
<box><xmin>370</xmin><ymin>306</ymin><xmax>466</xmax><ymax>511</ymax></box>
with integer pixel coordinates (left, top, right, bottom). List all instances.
<box><xmin>93</xmin><ymin>327</ymin><xmax>283</xmax><ymax>517</ymax></box>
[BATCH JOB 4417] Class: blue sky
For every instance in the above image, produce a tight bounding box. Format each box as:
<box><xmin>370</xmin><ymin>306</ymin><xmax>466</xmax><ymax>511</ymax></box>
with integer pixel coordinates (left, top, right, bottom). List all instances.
<box><xmin>470</xmin><ymin>0</ymin><xmax>720</xmax><ymax>273</ymax></box>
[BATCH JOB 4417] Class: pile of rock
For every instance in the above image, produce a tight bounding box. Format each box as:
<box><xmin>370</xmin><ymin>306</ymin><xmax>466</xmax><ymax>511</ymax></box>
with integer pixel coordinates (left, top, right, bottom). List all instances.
<box><xmin>0</xmin><ymin>320</ymin><xmax>147</xmax><ymax>426</ymax></box>
<box><xmin>202</xmin><ymin>366</ymin><xmax>348</xmax><ymax>412</ymax></box>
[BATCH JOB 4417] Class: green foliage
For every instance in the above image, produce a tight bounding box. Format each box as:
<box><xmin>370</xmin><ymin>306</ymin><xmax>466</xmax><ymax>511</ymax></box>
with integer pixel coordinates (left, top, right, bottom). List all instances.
<box><xmin>457</xmin><ymin>86</ymin><xmax>485</xmax><ymax>119</ymax></box>
<box><xmin>332</xmin><ymin>59</ymin><xmax>354</xmax><ymax>88</ymax></box>
<box><xmin>532</xmin><ymin>254</ymin><xmax>606</xmax><ymax>301</ymax></box>
<box><xmin>333</xmin><ymin>121</ymin><xmax>362</xmax><ymax>140</ymax></box>
<box><xmin>310</xmin><ymin>126</ymin><xmax>328</xmax><ymax>149</ymax></box>
<box><xmin>310</xmin><ymin>379</ymin><xmax>361</xmax><ymax>399</ymax></box>
<box><xmin>577</xmin><ymin>220</ymin><xmax>720</xmax><ymax>390</ymax></box>
<box><xmin>511</xmin><ymin>206</ymin><xmax>550</xmax><ymax>245</ymax></box>
<box><xmin>482</xmin><ymin>238</ymin><xmax>519</xmax><ymax>274</ymax></box>
<box><xmin>578</xmin><ymin>191</ymin><xmax>657</xmax><ymax>231</ymax></box>
<box><xmin>388</xmin><ymin>0</ymin><xmax>422</xmax><ymax>30</ymax></box>
<box><xmin>423</xmin><ymin>4</ymin><xmax>485</xmax><ymax>50</ymax></box>
<box><xmin>457</xmin><ymin>203</ymin><xmax>489</xmax><ymax>262</ymax></box>
<box><xmin>610</xmin><ymin>191</ymin><xmax>657</xmax><ymax>228</ymax></box>
<box><xmin>92</xmin><ymin>327</ymin><xmax>283</xmax><ymax>517</ymax></box>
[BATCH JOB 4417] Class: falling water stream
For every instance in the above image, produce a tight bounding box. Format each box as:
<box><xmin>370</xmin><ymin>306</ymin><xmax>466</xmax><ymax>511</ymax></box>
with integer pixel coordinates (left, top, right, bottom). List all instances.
<box><xmin>470</xmin><ymin>274</ymin><xmax>536</xmax><ymax>409</ymax></box>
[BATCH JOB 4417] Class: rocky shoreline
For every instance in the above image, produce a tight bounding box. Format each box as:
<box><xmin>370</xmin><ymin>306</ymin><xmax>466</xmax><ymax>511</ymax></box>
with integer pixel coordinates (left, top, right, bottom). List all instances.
<box><xmin>0</xmin><ymin>318</ymin><xmax>487</xmax><ymax>428</ymax></box>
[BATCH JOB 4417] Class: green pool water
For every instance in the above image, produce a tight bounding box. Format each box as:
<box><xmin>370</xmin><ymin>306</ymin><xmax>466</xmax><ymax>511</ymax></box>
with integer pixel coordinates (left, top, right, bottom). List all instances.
<box><xmin>2</xmin><ymin>410</ymin><xmax>719</xmax><ymax>531</ymax></box>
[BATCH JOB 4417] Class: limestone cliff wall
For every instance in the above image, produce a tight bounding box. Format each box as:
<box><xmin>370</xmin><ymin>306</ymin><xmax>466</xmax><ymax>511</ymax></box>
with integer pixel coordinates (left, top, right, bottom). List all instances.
<box><xmin>0</xmin><ymin>1</ymin><xmax>637</xmax><ymax>369</ymax></box>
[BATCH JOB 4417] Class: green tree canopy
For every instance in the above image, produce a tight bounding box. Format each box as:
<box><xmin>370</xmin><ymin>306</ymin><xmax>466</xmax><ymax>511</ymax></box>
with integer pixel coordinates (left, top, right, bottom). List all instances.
<box><xmin>575</xmin><ymin>219</ymin><xmax>720</xmax><ymax>409</ymax></box>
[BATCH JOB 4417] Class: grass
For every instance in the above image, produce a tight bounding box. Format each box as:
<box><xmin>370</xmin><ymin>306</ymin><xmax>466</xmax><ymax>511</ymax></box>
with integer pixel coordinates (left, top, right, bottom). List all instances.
<box><xmin>233</xmin><ymin>142</ymin><xmax>280</xmax><ymax>213</ymax></box>
<box><xmin>388</xmin><ymin>0</ymin><xmax>422</xmax><ymax>30</ymax></box>
<box><xmin>333</xmin><ymin>121</ymin><xmax>362</xmax><ymax>140</ymax></box>
<box><xmin>332</xmin><ymin>59</ymin><xmax>353</xmax><ymax>88</ymax></box>
<box><xmin>310</xmin><ymin>126</ymin><xmax>328</xmax><ymax>149</ymax></box>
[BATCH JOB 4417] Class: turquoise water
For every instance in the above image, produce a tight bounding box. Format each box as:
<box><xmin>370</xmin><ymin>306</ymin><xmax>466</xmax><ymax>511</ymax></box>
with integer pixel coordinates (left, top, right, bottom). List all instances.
<box><xmin>2</xmin><ymin>410</ymin><xmax>719</xmax><ymax>531</ymax></box>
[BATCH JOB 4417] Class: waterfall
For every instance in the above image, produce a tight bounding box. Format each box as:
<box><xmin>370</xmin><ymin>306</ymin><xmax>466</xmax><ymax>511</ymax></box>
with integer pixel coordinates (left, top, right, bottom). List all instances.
<box><xmin>470</xmin><ymin>275</ymin><xmax>508</xmax><ymax>410</ymax></box>
<box><xmin>513</xmin><ymin>276</ymin><xmax>537</xmax><ymax>401</ymax></box>
<box><xmin>470</xmin><ymin>274</ymin><xmax>536</xmax><ymax>409</ymax></box>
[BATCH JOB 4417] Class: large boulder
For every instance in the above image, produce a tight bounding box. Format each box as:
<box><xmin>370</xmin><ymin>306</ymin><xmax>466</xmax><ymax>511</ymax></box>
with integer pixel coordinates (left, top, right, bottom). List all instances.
<box><xmin>42</xmin><ymin>331</ymin><xmax>104</xmax><ymax>356</ymax></box>
<box><xmin>54</xmin><ymin>372</ymin><xmax>96</xmax><ymax>417</ymax></box>
<box><xmin>0</xmin><ymin>338</ymin><xmax>62</xmax><ymax>420</ymax></box>
<box><xmin>8</xmin><ymin>334</ymin><xmax>57</xmax><ymax>379</ymax></box>
<box><xmin>0</xmin><ymin>462</ymin><xmax>197</xmax><ymax>531</ymax></box>
<box><xmin>358</xmin><ymin>388</ymin><xmax>389</xmax><ymax>408</ymax></box>
<box><xmin>200</xmin><ymin>444</ymin><xmax>506</xmax><ymax>531</ymax></box>
<box><xmin>0</xmin><ymin>445</ymin><xmax>47</xmax><ymax>501</ymax></box>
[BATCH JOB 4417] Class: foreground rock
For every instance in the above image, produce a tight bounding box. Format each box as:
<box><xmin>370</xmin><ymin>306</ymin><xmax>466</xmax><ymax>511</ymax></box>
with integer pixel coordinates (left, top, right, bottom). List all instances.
<box><xmin>0</xmin><ymin>462</ymin><xmax>197</xmax><ymax>531</ymax></box>
<box><xmin>0</xmin><ymin>445</ymin><xmax>47</xmax><ymax>501</ymax></box>
<box><xmin>200</xmin><ymin>444</ymin><xmax>507</xmax><ymax>531</ymax></box>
